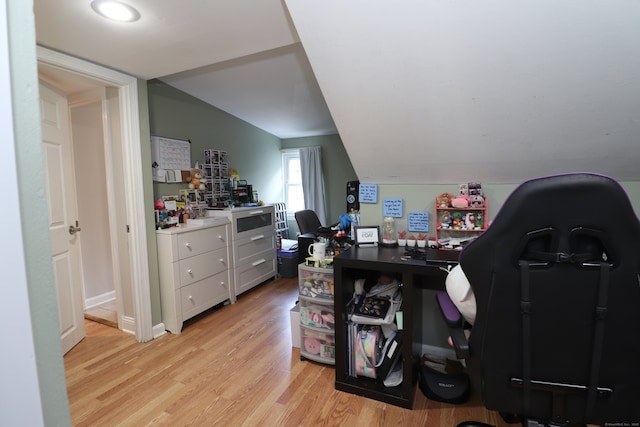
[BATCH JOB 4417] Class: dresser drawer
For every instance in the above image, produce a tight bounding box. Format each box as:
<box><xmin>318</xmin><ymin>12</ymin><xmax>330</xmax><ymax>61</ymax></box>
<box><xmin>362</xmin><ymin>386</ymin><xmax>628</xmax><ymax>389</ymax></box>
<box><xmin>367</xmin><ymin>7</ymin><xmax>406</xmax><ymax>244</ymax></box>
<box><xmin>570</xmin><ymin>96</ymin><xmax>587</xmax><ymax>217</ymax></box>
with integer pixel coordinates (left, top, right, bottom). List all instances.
<box><xmin>177</xmin><ymin>226</ymin><xmax>228</xmax><ymax>259</ymax></box>
<box><xmin>234</xmin><ymin>252</ymin><xmax>277</xmax><ymax>295</ymax></box>
<box><xmin>180</xmin><ymin>270</ymin><xmax>231</xmax><ymax>320</ymax></box>
<box><xmin>234</xmin><ymin>231</ymin><xmax>275</xmax><ymax>266</ymax></box>
<box><xmin>178</xmin><ymin>247</ymin><xmax>229</xmax><ymax>287</ymax></box>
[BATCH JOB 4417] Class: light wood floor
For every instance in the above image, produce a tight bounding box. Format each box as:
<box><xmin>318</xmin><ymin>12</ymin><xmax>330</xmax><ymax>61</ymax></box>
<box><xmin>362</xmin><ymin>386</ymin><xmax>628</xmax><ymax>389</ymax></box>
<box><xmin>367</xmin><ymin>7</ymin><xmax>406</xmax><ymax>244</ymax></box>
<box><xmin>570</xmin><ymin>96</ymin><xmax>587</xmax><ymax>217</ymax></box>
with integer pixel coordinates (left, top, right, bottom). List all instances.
<box><xmin>64</xmin><ymin>276</ymin><xmax>512</xmax><ymax>426</ymax></box>
<box><xmin>84</xmin><ymin>300</ymin><xmax>118</xmax><ymax>328</ymax></box>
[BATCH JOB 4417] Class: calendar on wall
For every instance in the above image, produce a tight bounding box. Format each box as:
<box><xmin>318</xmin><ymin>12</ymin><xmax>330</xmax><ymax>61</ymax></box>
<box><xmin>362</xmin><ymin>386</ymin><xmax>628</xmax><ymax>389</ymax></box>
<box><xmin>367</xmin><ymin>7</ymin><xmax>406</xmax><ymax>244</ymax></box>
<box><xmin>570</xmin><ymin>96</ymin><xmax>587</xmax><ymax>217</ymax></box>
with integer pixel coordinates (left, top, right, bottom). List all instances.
<box><xmin>151</xmin><ymin>136</ymin><xmax>191</xmax><ymax>170</ymax></box>
<box><xmin>151</xmin><ymin>136</ymin><xmax>191</xmax><ymax>182</ymax></box>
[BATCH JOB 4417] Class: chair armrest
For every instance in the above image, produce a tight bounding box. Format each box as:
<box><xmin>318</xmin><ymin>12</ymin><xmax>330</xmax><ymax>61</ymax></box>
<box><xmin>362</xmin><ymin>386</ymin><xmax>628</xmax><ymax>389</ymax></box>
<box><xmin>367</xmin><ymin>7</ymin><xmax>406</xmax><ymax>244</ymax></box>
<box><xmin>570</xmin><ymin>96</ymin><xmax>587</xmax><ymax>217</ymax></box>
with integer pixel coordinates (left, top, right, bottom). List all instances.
<box><xmin>436</xmin><ymin>291</ymin><xmax>470</xmax><ymax>360</ymax></box>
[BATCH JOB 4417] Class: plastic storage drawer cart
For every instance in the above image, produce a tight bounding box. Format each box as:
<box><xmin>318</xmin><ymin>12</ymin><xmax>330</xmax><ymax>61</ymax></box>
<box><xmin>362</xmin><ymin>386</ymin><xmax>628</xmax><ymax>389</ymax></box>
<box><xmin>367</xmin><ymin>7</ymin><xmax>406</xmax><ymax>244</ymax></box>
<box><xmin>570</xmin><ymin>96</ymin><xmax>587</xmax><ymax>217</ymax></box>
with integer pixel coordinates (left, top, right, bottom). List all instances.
<box><xmin>298</xmin><ymin>264</ymin><xmax>335</xmax><ymax>364</ymax></box>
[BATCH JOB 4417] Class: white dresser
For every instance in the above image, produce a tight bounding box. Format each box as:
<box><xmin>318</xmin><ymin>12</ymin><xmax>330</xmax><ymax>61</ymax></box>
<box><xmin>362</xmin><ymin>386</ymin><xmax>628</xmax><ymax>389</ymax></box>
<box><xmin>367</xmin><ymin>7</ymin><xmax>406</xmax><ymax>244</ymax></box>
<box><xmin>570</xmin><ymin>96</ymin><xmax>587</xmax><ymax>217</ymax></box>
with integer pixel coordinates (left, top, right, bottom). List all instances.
<box><xmin>156</xmin><ymin>219</ymin><xmax>234</xmax><ymax>334</ymax></box>
<box><xmin>205</xmin><ymin>205</ymin><xmax>277</xmax><ymax>297</ymax></box>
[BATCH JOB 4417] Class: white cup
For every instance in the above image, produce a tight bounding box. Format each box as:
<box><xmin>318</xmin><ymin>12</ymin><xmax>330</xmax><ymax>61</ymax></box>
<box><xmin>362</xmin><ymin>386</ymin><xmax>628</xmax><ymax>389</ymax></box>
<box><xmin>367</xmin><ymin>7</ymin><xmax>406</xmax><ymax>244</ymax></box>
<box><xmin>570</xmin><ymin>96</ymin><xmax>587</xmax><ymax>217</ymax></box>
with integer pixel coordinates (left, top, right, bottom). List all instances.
<box><xmin>308</xmin><ymin>242</ymin><xmax>325</xmax><ymax>260</ymax></box>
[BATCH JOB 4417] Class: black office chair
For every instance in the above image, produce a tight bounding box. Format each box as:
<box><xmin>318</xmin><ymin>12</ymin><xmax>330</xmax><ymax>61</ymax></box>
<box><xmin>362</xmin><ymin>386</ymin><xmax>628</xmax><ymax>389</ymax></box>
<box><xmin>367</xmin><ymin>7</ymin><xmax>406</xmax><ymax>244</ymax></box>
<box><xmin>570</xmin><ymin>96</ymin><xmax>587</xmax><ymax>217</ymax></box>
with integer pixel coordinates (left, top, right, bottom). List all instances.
<box><xmin>439</xmin><ymin>173</ymin><xmax>640</xmax><ymax>426</ymax></box>
<box><xmin>295</xmin><ymin>209</ymin><xmax>323</xmax><ymax>235</ymax></box>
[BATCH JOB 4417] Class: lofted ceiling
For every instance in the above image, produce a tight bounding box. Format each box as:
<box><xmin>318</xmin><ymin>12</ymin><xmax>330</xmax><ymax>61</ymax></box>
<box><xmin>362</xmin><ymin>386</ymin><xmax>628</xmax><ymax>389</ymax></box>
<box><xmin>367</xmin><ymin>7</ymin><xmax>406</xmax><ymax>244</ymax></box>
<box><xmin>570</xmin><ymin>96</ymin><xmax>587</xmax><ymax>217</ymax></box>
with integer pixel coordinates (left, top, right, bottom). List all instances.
<box><xmin>35</xmin><ymin>0</ymin><xmax>640</xmax><ymax>184</ymax></box>
<box><xmin>34</xmin><ymin>0</ymin><xmax>336</xmax><ymax>139</ymax></box>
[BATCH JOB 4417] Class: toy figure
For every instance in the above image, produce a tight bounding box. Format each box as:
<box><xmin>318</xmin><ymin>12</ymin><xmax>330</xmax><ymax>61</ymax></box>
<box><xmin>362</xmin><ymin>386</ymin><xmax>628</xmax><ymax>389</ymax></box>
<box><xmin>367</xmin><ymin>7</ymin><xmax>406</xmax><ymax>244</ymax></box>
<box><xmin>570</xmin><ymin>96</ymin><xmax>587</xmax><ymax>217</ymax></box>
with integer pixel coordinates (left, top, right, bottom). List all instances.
<box><xmin>440</xmin><ymin>211</ymin><xmax>452</xmax><ymax>228</ymax></box>
<box><xmin>465</xmin><ymin>213</ymin><xmax>475</xmax><ymax>230</ymax></box>
<box><xmin>452</xmin><ymin>212</ymin><xmax>463</xmax><ymax>229</ymax></box>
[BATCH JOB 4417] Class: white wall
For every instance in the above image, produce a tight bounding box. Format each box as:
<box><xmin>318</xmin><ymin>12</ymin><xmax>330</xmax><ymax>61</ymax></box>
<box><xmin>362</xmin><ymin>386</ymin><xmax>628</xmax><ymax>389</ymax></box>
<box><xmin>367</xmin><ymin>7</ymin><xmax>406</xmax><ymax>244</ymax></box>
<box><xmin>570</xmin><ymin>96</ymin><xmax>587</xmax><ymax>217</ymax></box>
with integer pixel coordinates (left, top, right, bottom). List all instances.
<box><xmin>286</xmin><ymin>0</ymin><xmax>640</xmax><ymax>185</ymax></box>
<box><xmin>70</xmin><ymin>99</ymin><xmax>115</xmax><ymax>303</ymax></box>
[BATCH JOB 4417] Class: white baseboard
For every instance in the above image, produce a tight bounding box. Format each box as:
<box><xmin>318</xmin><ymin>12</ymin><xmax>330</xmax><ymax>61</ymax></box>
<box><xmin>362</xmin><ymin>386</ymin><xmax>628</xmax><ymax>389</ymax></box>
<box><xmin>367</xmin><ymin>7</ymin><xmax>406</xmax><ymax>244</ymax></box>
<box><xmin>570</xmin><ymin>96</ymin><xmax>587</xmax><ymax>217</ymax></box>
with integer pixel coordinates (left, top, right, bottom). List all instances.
<box><xmin>84</xmin><ymin>290</ymin><xmax>116</xmax><ymax>310</ymax></box>
<box><xmin>153</xmin><ymin>323</ymin><xmax>167</xmax><ymax>339</ymax></box>
<box><xmin>120</xmin><ymin>315</ymin><xmax>136</xmax><ymax>335</ymax></box>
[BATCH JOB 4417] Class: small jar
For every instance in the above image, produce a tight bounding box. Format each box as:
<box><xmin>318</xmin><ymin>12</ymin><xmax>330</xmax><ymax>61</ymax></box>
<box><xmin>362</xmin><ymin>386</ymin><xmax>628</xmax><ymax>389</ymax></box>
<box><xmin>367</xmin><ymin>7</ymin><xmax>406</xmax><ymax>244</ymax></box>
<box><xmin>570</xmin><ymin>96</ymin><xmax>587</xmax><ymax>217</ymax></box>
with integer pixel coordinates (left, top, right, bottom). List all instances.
<box><xmin>381</xmin><ymin>216</ymin><xmax>398</xmax><ymax>247</ymax></box>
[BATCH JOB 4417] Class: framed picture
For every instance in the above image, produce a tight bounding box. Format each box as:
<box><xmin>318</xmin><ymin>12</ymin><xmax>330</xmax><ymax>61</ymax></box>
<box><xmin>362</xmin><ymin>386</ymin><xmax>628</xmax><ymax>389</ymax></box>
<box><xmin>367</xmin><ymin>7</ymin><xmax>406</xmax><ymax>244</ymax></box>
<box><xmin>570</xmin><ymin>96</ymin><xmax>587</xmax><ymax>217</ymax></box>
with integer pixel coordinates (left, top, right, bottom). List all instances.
<box><xmin>354</xmin><ymin>226</ymin><xmax>380</xmax><ymax>246</ymax></box>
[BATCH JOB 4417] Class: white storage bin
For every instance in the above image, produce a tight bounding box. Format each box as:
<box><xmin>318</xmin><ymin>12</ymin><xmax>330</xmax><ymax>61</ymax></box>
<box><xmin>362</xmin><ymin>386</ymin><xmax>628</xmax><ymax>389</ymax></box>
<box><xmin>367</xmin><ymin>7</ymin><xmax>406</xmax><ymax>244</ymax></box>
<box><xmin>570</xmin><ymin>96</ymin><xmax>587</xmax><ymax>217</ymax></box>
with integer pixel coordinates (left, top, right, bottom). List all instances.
<box><xmin>298</xmin><ymin>264</ymin><xmax>334</xmax><ymax>298</ymax></box>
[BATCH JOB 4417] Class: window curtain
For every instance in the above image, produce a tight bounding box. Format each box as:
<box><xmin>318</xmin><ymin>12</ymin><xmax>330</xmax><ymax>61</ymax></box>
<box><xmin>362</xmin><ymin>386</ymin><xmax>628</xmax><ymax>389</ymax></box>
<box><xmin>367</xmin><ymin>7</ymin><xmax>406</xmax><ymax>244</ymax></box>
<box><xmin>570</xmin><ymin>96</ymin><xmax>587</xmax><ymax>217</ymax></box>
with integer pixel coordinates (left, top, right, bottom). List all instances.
<box><xmin>299</xmin><ymin>146</ymin><xmax>327</xmax><ymax>226</ymax></box>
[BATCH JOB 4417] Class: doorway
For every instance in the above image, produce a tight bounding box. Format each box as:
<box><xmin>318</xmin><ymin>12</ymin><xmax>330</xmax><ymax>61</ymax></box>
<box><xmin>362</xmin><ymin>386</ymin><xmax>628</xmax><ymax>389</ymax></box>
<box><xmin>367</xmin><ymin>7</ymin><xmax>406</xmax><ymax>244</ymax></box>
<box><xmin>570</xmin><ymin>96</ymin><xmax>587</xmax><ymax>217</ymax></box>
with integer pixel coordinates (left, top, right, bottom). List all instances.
<box><xmin>40</xmin><ymin>79</ymin><xmax>128</xmax><ymax>334</ymax></box>
<box><xmin>37</xmin><ymin>46</ymin><xmax>154</xmax><ymax>343</ymax></box>
<box><xmin>69</xmin><ymin>90</ymin><xmax>121</xmax><ymax>328</ymax></box>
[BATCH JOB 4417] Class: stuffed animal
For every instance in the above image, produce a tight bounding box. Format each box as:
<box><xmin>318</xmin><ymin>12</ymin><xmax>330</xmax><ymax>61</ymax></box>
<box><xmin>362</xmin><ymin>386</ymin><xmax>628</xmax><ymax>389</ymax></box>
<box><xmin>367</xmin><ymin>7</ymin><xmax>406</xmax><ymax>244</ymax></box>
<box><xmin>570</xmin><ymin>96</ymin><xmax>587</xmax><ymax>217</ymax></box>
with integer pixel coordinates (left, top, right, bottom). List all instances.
<box><xmin>304</xmin><ymin>337</ymin><xmax>321</xmax><ymax>355</ymax></box>
<box><xmin>451</xmin><ymin>195</ymin><xmax>470</xmax><ymax>208</ymax></box>
<box><xmin>470</xmin><ymin>194</ymin><xmax>484</xmax><ymax>208</ymax></box>
<box><xmin>189</xmin><ymin>168</ymin><xmax>206</xmax><ymax>191</ymax></box>
<box><xmin>437</xmin><ymin>193</ymin><xmax>454</xmax><ymax>208</ymax></box>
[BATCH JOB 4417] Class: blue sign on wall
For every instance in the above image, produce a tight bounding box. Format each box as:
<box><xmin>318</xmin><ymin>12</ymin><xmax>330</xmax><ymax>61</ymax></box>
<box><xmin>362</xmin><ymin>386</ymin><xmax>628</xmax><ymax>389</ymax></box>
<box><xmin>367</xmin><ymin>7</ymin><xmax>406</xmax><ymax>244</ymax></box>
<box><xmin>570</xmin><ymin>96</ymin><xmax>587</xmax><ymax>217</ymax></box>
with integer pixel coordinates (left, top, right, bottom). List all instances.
<box><xmin>383</xmin><ymin>198</ymin><xmax>403</xmax><ymax>218</ymax></box>
<box><xmin>359</xmin><ymin>184</ymin><xmax>378</xmax><ymax>203</ymax></box>
<box><xmin>408</xmin><ymin>212</ymin><xmax>429</xmax><ymax>232</ymax></box>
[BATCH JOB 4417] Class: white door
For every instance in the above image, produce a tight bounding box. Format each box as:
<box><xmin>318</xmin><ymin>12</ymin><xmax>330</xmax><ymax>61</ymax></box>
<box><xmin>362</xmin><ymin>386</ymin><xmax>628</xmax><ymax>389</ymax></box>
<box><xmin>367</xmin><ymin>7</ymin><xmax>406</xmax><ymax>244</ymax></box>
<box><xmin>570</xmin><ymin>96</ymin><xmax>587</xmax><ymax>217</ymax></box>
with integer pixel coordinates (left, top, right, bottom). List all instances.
<box><xmin>40</xmin><ymin>81</ymin><xmax>86</xmax><ymax>354</ymax></box>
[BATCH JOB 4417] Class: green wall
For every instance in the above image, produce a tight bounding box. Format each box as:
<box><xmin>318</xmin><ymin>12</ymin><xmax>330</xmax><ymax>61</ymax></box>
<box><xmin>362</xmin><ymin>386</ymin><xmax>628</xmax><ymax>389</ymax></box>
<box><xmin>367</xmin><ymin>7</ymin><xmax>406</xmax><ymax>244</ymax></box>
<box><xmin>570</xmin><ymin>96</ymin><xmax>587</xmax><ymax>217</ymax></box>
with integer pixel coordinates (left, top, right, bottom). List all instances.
<box><xmin>147</xmin><ymin>80</ymin><xmax>283</xmax><ymax>204</ymax></box>
<box><xmin>146</xmin><ymin>81</ymin><xmax>358</xmax><ymax>238</ymax></box>
<box><xmin>9</xmin><ymin>0</ymin><xmax>71</xmax><ymax>424</ymax></box>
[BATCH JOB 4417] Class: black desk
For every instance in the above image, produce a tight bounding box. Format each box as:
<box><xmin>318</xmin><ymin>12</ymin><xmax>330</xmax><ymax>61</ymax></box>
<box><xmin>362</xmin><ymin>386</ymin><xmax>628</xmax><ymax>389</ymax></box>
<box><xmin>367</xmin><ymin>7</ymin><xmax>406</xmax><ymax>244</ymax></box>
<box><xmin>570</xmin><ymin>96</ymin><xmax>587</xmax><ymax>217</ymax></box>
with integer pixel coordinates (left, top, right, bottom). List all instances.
<box><xmin>333</xmin><ymin>246</ymin><xmax>459</xmax><ymax>409</ymax></box>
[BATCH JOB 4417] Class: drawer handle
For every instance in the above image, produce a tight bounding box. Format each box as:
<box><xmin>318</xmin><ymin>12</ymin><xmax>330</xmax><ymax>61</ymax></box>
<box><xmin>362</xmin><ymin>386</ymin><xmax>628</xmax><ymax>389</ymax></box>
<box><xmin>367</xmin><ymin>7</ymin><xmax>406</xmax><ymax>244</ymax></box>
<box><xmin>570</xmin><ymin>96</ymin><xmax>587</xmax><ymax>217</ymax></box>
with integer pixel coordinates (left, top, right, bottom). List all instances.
<box><xmin>185</xmin><ymin>242</ymin><xmax>192</xmax><ymax>249</ymax></box>
<box><xmin>218</xmin><ymin>235</ymin><xmax>223</xmax><ymax>240</ymax></box>
<box><xmin>187</xmin><ymin>269</ymin><xmax>193</xmax><ymax>275</ymax></box>
<box><xmin>219</xmin><ymin>258</ymin><xmax>225</xmax><ymax>264</ymax></box>
<box><xmin>252</xmin><ymin>258</ymin><xmax>266</xmax><ymax>267</ymax></box>
<box><xmin>188</xmin><ymin>295</ymin><xmax>193</xmax><ymax>300</ymax></box>
<box><xmin>251</xmin><ymin>234</ymin><xmax>265</xmax><ymax>241</ymax></box>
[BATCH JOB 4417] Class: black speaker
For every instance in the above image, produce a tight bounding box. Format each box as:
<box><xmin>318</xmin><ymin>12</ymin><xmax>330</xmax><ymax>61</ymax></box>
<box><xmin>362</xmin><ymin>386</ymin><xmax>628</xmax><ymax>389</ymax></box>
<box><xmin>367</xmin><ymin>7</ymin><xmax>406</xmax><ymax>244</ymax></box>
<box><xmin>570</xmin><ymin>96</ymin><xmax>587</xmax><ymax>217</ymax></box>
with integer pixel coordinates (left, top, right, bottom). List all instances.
<box><xmin>346</xmin><ymin>180</ymin><xmax>360</xmax><ymax>212</ymax></box>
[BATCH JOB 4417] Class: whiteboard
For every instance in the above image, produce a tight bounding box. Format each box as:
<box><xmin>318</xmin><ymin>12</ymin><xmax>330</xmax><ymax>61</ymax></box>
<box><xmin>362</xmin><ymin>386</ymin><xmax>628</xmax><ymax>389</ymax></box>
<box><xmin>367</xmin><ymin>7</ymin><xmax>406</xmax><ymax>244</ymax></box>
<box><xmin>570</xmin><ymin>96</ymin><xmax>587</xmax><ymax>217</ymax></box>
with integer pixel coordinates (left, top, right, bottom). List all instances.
<box><xmin>150</xmin><ymin>136</ymin><xmax>191</xmax><ymax>170</ymax></box>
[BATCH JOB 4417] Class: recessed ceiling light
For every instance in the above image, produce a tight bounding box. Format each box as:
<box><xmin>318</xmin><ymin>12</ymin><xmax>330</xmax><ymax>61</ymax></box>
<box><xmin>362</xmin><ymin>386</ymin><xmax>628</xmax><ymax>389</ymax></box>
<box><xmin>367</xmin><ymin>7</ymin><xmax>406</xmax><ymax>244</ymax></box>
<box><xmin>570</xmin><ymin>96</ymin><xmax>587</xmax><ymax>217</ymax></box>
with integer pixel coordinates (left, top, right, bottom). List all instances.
<box><xmin>91</xmin><ymin>0</ymin><xmax>140</xmax><ymax>22</ymax></box>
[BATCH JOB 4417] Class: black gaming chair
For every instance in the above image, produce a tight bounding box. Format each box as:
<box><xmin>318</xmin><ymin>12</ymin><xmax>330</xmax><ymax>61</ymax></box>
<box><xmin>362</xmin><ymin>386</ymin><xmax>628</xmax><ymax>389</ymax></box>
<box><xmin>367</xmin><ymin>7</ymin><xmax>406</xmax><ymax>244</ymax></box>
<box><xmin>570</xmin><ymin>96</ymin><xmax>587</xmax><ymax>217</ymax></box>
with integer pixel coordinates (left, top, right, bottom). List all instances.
<box><xmin>295</xmin><ymin>209</ymin><xmax>323</xmax><ymax>235</ymax></box>
<box><xmin>440</xmin><ymin>173</ymin><xmax>640</xmax><ymax>426</ymax></box>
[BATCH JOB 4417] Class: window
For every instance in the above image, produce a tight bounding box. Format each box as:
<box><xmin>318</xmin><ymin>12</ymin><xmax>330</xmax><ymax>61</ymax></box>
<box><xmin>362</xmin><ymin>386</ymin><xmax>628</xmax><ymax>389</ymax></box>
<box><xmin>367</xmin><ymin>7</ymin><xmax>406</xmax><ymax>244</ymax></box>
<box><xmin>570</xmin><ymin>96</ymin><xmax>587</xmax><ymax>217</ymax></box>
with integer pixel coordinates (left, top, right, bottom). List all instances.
<box><xmin>282</xmin><ymin>150</ymin><xmax>304</xmax><ymax>216</ymax></box>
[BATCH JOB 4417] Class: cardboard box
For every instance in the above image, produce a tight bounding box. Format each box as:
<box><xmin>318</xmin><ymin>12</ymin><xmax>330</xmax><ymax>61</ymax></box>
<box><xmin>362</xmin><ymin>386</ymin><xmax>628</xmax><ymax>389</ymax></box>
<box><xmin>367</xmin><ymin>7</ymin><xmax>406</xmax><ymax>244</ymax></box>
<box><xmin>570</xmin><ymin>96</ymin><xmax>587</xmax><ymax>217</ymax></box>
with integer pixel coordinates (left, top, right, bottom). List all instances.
<box><xmin>290</xmin><ymin>304</ymin><xmax>300</xmax><ymax>348</ymax></box>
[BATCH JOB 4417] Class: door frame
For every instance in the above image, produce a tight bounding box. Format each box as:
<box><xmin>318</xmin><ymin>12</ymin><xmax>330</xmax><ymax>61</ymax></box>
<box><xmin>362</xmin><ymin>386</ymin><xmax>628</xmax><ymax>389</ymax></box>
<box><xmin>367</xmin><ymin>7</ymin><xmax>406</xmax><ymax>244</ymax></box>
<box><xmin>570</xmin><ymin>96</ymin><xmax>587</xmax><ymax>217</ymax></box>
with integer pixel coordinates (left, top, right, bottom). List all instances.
<box><xmin>37</xmin><ymin>46</ymin><xmax>153</xmax><ymax>342</ymax></box>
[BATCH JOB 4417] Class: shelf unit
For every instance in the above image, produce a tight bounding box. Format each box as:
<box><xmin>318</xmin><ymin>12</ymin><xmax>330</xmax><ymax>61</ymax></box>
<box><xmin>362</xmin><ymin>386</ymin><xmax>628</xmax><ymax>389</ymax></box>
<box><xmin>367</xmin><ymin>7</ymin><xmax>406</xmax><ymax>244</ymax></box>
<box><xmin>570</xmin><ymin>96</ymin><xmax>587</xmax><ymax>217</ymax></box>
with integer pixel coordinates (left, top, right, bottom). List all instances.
<box><xmin>298</xmin><ymin>263</ymin><xmax>335</xmax><ymax>364</ymax></box>
<box><xmin>435</xmin><ymin>198</ymin><xmax>488</xmax><ymax>250</ymax></box>
<box><xmin>202</xmin><ymin>149</ymin><xmax>229</xmax><ymax>205</ymax></box>
<box><xmin>333</xmin><ymin>246</ymin><xmax>454</xmax><ymax>409</ymax></box>
<box><xmin>273</xmin><ymin>202</ymin><xmax>289</xmax><ymax>239</ymax></box>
